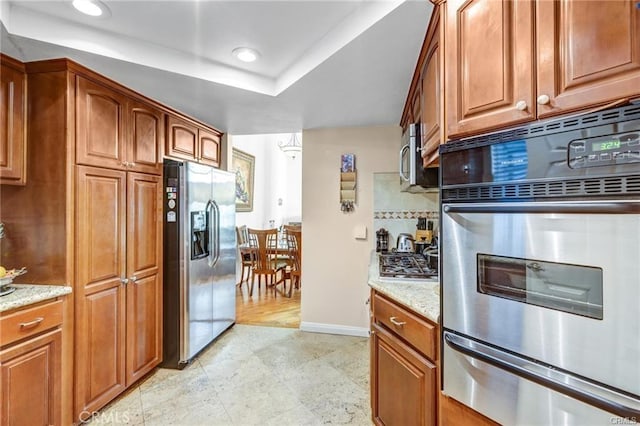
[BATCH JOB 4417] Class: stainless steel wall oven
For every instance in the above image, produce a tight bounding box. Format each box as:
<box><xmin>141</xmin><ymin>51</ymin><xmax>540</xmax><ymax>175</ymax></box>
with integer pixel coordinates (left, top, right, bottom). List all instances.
<box><xmin>440</xmin><ymin>104</ymin><xmax>640</xmax><ymax>425</ymax></box>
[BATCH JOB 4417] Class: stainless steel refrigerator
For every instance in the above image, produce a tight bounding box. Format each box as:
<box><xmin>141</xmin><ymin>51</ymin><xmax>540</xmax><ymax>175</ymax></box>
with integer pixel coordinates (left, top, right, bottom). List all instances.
<box><xmin>162</xmin><ymin>159</ymin><xmax>236</xmax><ymax>369</ymax></box>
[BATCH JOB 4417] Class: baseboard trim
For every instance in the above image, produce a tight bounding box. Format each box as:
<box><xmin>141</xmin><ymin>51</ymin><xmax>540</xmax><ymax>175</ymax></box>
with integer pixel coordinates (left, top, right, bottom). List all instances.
<box><xmin>299</xmin><ymin>321</ymin><xmax>370</xmax><ymax>337</ymax></box>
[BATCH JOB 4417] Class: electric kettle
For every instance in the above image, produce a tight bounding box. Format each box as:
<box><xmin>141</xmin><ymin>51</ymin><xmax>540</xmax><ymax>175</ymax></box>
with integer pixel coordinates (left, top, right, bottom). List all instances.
<box><xmin>396</xmin><ymin>233</ymin><xmax>415</xmax><ymax>253</ymax></box>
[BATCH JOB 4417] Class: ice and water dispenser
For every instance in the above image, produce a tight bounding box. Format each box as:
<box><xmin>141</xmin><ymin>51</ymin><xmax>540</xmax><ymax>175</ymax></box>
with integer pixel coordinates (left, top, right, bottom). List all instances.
<box><xmin>191</xmin><ymin>211</ymin><xmax>209</xmax><ymax>259</ymax></box>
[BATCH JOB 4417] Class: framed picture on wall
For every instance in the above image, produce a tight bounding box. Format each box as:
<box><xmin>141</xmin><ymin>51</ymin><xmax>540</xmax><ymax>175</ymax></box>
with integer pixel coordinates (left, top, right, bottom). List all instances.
<box><xmin>232</xmin><ymin>148</ymin><xmax>255</xmax><ymax>212</ymax></box>
<box><xmin>341</xmin><ymin>154</ymin><xmax>355</xmax><ymax>172</ymax></box>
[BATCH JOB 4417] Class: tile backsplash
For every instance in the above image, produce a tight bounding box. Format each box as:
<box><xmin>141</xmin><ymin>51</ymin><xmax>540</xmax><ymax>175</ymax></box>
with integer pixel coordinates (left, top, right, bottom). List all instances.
<box><xmin>373</xmin><ymin>173</ymin><xmax>439</xmax><ymax>250</ymax></box>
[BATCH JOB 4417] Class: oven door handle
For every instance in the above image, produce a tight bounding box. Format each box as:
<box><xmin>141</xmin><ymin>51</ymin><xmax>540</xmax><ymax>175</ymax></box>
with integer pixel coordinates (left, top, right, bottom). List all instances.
<box><xmin>443</xmin><ymin>202</ymin><xmax>640</xmax><ymax>214</ymax></box>
<box><xmin>444</xmin><ymin>331</ymin><xmax>640</xmax><ymax>418</ymax></box>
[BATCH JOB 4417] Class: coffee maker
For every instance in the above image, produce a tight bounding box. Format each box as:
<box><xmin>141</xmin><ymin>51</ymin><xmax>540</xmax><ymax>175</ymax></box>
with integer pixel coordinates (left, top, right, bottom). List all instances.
<box><xmin>376</xmin><ymin>228</ymin><xmax>389</xmax><ymax>252</ymax></box>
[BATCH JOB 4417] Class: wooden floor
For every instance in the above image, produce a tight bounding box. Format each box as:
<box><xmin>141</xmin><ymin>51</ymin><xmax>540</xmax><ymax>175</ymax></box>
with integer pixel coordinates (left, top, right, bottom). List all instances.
<box><xmin>235</xmin><ymin>277</ymin><xmax>301</xmax><ymax>328</ymax></box>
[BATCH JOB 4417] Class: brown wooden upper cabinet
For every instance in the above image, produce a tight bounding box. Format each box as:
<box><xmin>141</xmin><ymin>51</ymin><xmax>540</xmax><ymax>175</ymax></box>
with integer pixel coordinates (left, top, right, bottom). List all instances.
<box><xmin>76</xmin><ymin>76</ymin><xmax>163</xmax><ymax>175</ymax></box>
<box><xmin>166</xmin><ymin>114</ymin><xmax>221</xmax><ymax>168</ymax></box>
<box><xmin>399</xmin><ymin>5</ymin><xmax>443</xmax><ymax>168</ymax></box>
<box><xmin>445</xmin><ymin>0</ymin><xmax>640</xmax><ymax>138</ymax></box>
<box><xmin>0</xmin><ymin>55</ymin><xmax>27</xmax><ymax>185</ymax></box>
<box><xmin>420</xmin><ymin>5</ymin><xmax>441</xmax><ymax>167</ymax></box>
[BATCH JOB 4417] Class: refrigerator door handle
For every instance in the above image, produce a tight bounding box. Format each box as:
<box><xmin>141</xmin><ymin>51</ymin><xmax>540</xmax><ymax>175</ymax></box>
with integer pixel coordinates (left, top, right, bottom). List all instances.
<box><xmin>207</xmin><ymin>199</ymin><xmax>221</xmax><ymax>267</ymax></box>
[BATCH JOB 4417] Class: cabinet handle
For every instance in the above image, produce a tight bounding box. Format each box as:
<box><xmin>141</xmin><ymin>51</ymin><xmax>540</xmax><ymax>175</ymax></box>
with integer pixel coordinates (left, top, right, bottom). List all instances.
<box><xmin>389</xmin><ymin>316</ymin><xmax>406</xmax><ymax>327</ymax></box>
<box><xmin>121</xmin><ymin>277</ymin><xmax>129</xmax><ymax>285</ymax></box>
<box><xmin>130</xmin><ymin>276</ymin><xmax>137</xmax><ymax>283</ymax></box>
<box><xmin>121</xmin><ymin>161</ymin><xmax>129</xmax><ymax>167</ymax></box>
<box><xmin>515</xmin><ymin>100</ymin><xmax>527</xmax><ymax>111</ymax></box>
<box><xmin>129</xmin><ymin>162</ymin><xmax>136</xmax><ymax>167</ymax></box>
<box><xmin>537</xmin><ymin>94</ymin><xmax>551</xmax><ymax>105</ymax></box>
<box><xmin>20</xmin><ymin>317</ymin><xmax>44</xmax><ymax>329</ymax></box>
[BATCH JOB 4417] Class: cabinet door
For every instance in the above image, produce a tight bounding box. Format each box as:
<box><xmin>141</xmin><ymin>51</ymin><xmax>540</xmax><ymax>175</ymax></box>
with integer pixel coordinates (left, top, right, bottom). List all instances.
<box><xmin>445</xmin><ymin>0</ymin><xmax>535</xmax><ymax>137</ymax></box>
<box><xmin>75</xmin><ymin>166</ymin><xmax>127</xmax><ymax>415</ymax></box>
<box><xmin>126</xmin><ymin>172</ymin><xmax>163</xmax><ymax>385</ymax></box>
<box><xmin>371</xmin><ymin>324</ymin><xmax>437</xmax><ymax>426</ymax></box>
<box><xmin>0</xmin><ymin>61</ymin><xmax>26</xmax><ymax>185</ymax></box>
<box><xmin>198</xmin><ymin>128</ymin><xmax>221</xmax><ymax>168</ymax></box>
<box><xmin>536</xmin><ymin>0</ymin><xmax>640</xmax><ymax>117</ymax></box>
<box><xmin>77</xmin><ymin>77</ymin><xmax>127</xmax><ymax>170</ymax></box>
<box><xmin>166</xmin><ymin>115</ymin><xmax>198</xmax><ymax>161</ymax></box>
<box><xmin>128</xmin><ymin>100</ymin><xmax>164</xmax><ymax>175</ymax></box>
<box><xmin>1</xmin><ymin>329</ymin><xmax>62</xmax><ymax>426</ymax></box>
<box><xmin>421</xmin><ymin>7</ymin><xmax>441</xmax><ymax>167</ymax></box>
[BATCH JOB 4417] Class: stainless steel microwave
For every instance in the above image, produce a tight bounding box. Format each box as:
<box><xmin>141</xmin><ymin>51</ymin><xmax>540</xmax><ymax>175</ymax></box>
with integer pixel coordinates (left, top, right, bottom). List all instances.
<box><xmin>399</xmin><ymin>123</ymin><xmax>438</xmax><ymax>192</ymax></box>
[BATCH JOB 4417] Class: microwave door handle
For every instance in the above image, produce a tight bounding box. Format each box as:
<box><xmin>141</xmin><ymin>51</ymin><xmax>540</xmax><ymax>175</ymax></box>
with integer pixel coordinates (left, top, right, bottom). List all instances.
<box><xmin>444</xmin><ymin>332</ymin><xmax>640</xmax><ymax>418</ymax></box>
<box><xmin>443</xmin><ymin>202</ymin><xmax>640</xmax><ymax>215</ymax></box>
<box><xmin>399</xmin><ymin>144</ymin><xmax>410</xmax><ymax>182</ymax></box>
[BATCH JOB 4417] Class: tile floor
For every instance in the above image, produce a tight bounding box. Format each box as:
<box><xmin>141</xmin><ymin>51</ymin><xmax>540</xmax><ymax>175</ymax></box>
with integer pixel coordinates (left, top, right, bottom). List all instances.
<box><xmin>87</xmin><ymin>325</ymin><xmax>372</xmax><ymax>425</ymax></box>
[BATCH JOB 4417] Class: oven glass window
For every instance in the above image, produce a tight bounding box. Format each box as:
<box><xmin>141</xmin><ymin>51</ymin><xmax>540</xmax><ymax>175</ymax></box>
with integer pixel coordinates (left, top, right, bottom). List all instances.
<box><xmin>477</xmin><ymin>254</ymin><xmax>603</xmax><ymax>319</ymax></box>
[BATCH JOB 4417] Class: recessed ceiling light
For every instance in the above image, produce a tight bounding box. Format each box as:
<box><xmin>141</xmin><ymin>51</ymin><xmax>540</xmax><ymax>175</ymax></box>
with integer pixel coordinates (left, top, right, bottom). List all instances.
<box><xmin>72</xmin><ymin>0</ymin><xmax>110</xmax><ymax>17</ymax></box>
<box><xmin>232</xmin><ymin>47</ymin><xmax>260</xmax><ymax>63</ymax></box>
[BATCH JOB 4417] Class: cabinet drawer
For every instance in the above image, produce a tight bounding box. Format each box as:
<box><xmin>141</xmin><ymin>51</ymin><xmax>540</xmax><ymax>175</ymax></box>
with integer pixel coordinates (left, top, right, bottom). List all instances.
<box><xmin>1</xmin><ymin>300</ymin><xmax>63</xmax><ymax>347</ymax></box>
<box><xmin>373</xmin><ymin>293</ymin><xmax>437</xmax><ymax>360</ymax></box>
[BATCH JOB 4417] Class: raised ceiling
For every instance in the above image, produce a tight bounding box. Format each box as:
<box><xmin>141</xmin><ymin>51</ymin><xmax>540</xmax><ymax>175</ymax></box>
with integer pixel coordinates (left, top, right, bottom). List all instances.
<box><xmin>0</xmin><ymin>1</ymin><xmax>433</xmax><ymax>135</ymax></box>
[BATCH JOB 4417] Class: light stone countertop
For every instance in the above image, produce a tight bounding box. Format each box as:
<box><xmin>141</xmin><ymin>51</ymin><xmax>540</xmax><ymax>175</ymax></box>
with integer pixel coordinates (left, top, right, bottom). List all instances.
<box><xmin>0</xmin><ymin>284</ymin><xmax>72</xmax><ymax>313</ymax></box>
<box><xmin>367</xmin><ymin>251</ymin><xmax>440</xmax><ymax>324</ymax></box>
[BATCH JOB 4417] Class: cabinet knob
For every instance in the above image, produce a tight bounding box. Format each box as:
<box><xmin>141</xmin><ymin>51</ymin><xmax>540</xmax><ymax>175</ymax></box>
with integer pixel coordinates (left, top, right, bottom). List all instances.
<box><xmin>130</xmin><ymin>276</ymin><xmax>137</xmax><ymax>283</ymax></box>
<box><xmin>121</xmin><ymin>161</ymin><xmax>129</xmax><ymax>167</ymax></box>
<box><xmin>129</xmin><ymin>162</ymin><xmax>136</xmax><ymax>167</ymax></box>
<box><xmin>120</xmin><ymin>277</ymin><xmax>129</xmax><ymax>285</ymax></box>
<box><xmin>515</xmin><ymin>100</ymin><xmax>528</xmax><ymax>111</ymax></box>
<box><xmin>537</xmin><ymin>94</ymin><xmax>551</xmax><ymax>105</ymax></box>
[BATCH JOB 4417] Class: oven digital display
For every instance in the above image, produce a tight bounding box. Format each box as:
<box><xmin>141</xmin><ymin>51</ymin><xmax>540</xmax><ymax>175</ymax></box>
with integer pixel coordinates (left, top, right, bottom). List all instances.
<box><xmin>592</xmin><ymin>140</ymin><xmax>621</xmax><ymax>152</ymax></box>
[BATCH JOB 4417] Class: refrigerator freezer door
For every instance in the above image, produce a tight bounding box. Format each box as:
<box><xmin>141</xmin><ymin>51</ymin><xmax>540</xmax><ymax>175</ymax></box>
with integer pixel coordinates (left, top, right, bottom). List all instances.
<box><xmin>184</xmin><ymin>162</ymin><xmax>216</xmax><ymax>361</ymax></box>
<box><xmin>210</xmin><ymin>169</ymin><xmax>236</xmax><ymax>340</ymax></box>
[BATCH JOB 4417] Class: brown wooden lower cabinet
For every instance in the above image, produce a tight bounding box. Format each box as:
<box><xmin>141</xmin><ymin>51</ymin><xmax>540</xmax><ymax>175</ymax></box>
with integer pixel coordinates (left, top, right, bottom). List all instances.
<box><xmin>371</xmin><ymin>323</ymin><xmax>437</xmax><ymax>426</ymax></box>
<box><xmin>439</xmin><ymin>393</ymin><xmax>499</xmax><ymax>426</ymax></box>
<box><xmin>75</xmin><ymin>166</ymin><xmax>162</xmax><ymax>419</ymax></box>
<box><xmin>370</xmin><ymin>290</ymin><xmax>438</xmax><ymax>426</ymax></box>
<box><xmin>1</xmin><ymin>299</ymin><xmax>64</xmax><ymax>426</ymax></box>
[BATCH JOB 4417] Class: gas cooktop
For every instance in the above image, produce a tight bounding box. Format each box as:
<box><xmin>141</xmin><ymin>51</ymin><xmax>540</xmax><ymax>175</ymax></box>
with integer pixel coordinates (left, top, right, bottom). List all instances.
<box><xmin>379</xmin><ymin>252</ymin><xmax>438</xmax><ymax>279</ymax></box>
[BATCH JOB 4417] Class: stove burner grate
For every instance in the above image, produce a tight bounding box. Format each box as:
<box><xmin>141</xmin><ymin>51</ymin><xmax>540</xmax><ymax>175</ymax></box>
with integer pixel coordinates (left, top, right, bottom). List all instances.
<box><xmin>379</xmin><ymin>253</ymin><xmax>437</xmax><ymax>279</ymax></box>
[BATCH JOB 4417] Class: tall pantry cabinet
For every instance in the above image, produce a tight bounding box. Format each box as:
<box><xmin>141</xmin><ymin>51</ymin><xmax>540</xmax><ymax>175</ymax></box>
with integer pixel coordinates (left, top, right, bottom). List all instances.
<box><xmin>74</xmin><ymin>71</ymin><xmax>163</xmax><ymax>416</ymax></box>
<box><xmin>21</xmin><ymin>59</ymin><xmax>163</xmax><ymax>421</ymax></box>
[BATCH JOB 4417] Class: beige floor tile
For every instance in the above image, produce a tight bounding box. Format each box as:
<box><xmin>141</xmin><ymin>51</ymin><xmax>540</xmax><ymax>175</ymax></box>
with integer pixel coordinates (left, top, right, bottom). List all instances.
<box><xmin>87</xmin><ymin>324</ymin><xmax>372</xmax><ymax>425</ymax></box>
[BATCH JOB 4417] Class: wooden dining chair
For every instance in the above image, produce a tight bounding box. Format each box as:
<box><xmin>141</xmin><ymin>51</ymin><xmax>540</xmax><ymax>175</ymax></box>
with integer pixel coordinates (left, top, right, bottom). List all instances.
<box><xmin>247</xmin><ymin>228</ymin><xmax>287</xmax><ymax>296</ymax></box>
<box><xmin>283</xmin><ymin>224</ymin><xmax>301</xmax><ymax>233</ymax></box>
<box><xmin>235</xmin><ymin>225</ymin><xmax>253</xmax><ymax>290</ymax></box>
<box><xmin>282</xmin><ymin>228</ymin><xmax>302</xmax><ymax>297</ymax></box>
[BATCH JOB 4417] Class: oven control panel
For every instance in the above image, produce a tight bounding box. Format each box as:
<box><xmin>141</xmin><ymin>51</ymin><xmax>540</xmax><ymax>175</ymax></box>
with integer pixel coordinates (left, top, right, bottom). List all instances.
<box><xmin>568</xmin><ymin>132</ymin><xmax>639</xmax><ymax>169</ymax></box>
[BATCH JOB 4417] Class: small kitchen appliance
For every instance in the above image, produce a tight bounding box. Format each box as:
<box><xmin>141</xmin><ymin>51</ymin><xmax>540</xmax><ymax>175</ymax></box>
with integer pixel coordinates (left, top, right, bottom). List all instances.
<box><xmin>395</xmin><ymin>233</ymin><xmax>415</xmax><ymax>253</ymax></box>
<box><xmin>376</xmin><ymin>228</ymin><xmax>389</xmax><ymax>253</ymax></box>
<box><xmin>440</xmin><ymin>104</ymin><xmax>640</xmax><ymax>424</ymax></box>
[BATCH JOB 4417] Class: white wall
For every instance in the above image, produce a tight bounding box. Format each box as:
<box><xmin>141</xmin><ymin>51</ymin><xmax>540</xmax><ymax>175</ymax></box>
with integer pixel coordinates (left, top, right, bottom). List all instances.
<box><xmin>301</xmin><ymin>125</ymin><xmax>400</xmax><ymax>336</ymax></box>
<box><xmin>232</xmin><ymin>133</ymin><xmax>302</xmax><ymax>229</ymax></box>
